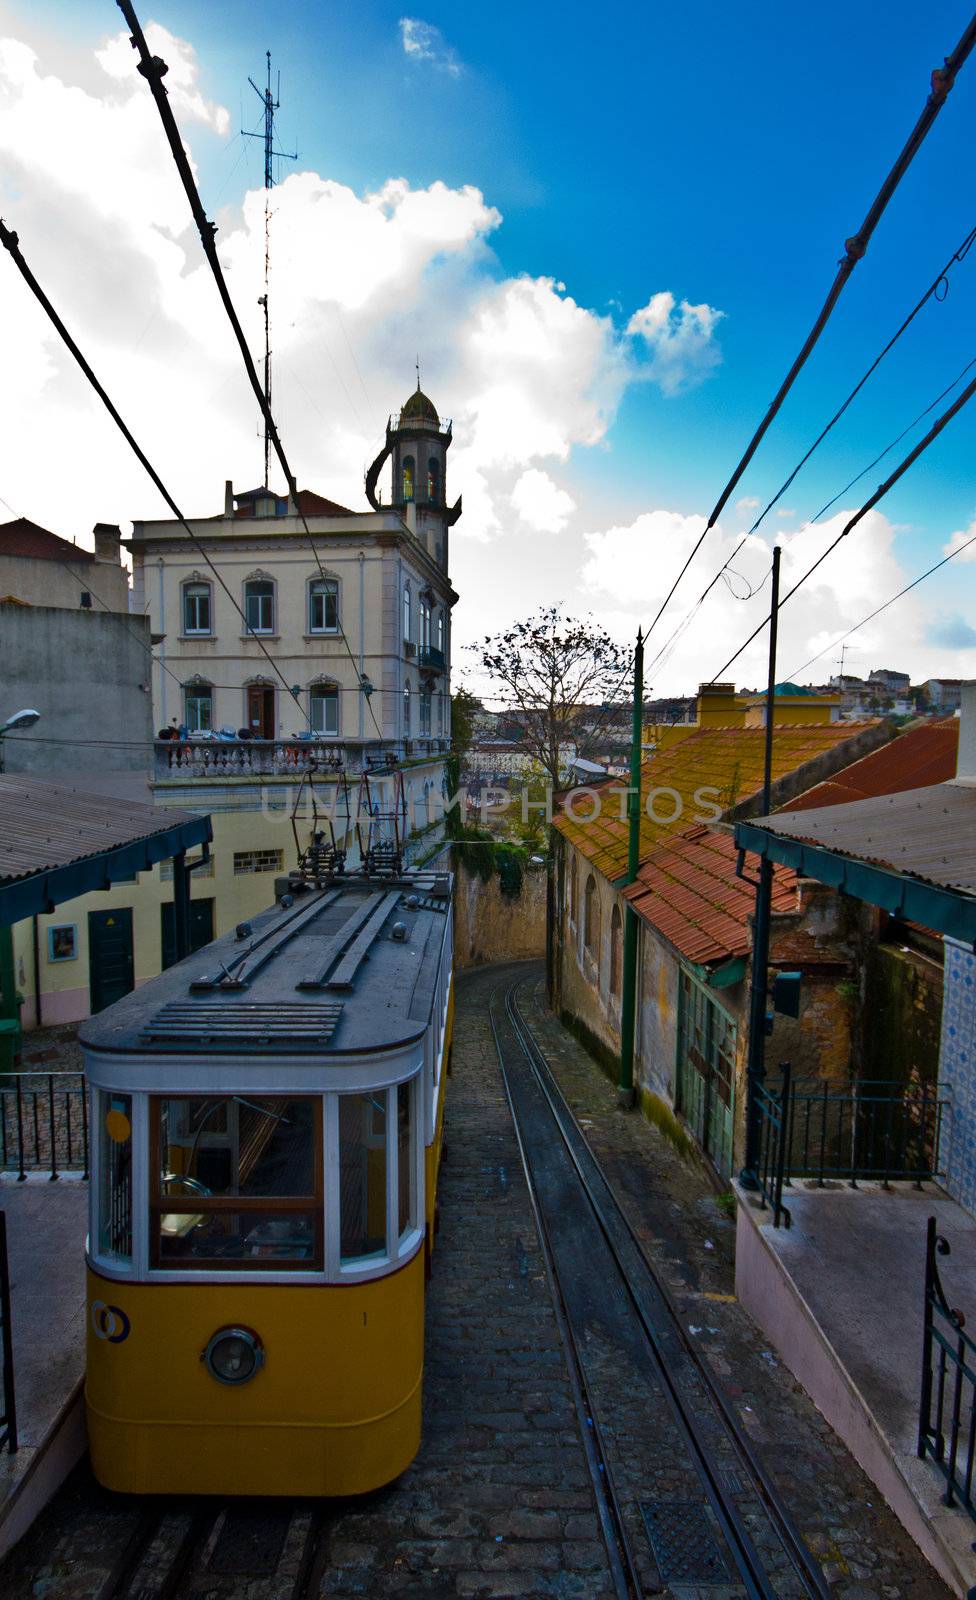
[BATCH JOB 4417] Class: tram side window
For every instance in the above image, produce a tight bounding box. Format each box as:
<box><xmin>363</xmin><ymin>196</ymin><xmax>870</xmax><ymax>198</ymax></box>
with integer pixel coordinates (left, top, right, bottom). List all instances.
<box><xmin>397</xmin><ymin>1080</ymin><xmax>415</xmax><ymax>1239</ymax></box>
<box><xmin>97</xmin><ymin>1092</ymin><xmax>133</xmax><ymax>1264</ymax></box>
<box><xmin>150</xmin><ymin>1096</ymin><xmax>322</xmax><ymax>1269</ymax></box>
<box><xmin>339</xmin><ymin>1093</ymin><xmax>387</xmax><ymax>1263</ymax></box>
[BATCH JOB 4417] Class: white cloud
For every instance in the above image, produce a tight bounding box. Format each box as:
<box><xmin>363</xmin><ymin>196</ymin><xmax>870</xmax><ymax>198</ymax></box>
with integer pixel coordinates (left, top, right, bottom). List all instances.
<box><xmin>510</xmin><ymin>469</ymin><xmax>576</xmax><ymax>534</ymax></box>
<box><xmin>399</xmin><ymin>18</ymin><xmax>462</xmax><ymax>77</ymax></box>
<box><xmin>943</xmin><ymin>523</ymin><xmax>976</xmax><ymax>562</ymax></box>
<box><xmin>95</xmin><ymin>24</ymin><xmax>229</xmax><ymax>135</ymax></box>
<box><xmin>627</xmin><ymin>290</ymin><xmax>724</xmax><ymax>396</ymax></box>
<box><xmin>776</xmin><ymin>507</ymin><xmax>796</xmax><ymax>519</ymax></box>
<box><xmin>736</xmin><ymin>495</ymin><xmax>760</xmax><ymax>512</ymax></box>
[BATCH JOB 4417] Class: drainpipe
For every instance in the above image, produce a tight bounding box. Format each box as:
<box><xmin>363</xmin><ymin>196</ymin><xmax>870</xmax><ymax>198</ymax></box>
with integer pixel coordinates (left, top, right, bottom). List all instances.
<box><xmin>358</xmin><ymin>551</ymin><xmax>365</xmax><ymax>741</ymax></box>
<box><xmin>157</xmin><ymin>557</ymin><xmax>167</xmax><ymax>727</ymax></box>
<box><xmin>0</xmin><ymin>926</ymin><xmax>16</xmax><ymax>1024</ymax></box>
<box><xmin>618</xmin><ymin>628</ymin><xmax>644</xmax><ymax>1108</ymax></box>
<box><xmin>741</xmin><ymin>545</ymin><xmax>781</xmax><ymax>1186</ymax></box>
<box><xmin>32</xmin><ymin>916</ymin><xmax>42</xmax><ymax>1030</ymax></box>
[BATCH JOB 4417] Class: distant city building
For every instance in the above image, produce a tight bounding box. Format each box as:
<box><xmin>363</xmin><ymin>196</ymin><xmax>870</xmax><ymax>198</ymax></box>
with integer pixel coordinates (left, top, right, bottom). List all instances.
<box><xmin>926</xmin><ymin>678</ymin><xmax>963</xmax><ymax>711</ymax></box>
<box><xmin>868</xmin><ymin>667</ymin><xmax>911</xmax><ymax>693</ymax></box>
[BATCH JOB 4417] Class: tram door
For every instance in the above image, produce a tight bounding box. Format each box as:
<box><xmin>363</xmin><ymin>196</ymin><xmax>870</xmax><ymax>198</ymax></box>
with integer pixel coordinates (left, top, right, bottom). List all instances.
<box><xmin>88</xmin><ymin>909</ymin><xmax>134</xmax><ymax>1015</ymax></box>
<box><xmin>676</xmin><ymin>971</ymin><xmax>736</xmax><ymax>1179</ymax></box>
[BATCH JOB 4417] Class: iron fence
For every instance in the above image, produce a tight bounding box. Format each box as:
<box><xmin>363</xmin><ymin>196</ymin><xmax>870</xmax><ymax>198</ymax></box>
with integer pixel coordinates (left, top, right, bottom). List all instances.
<box><xmin>919</xmin><ymin>1216</ymin><xmax>976</xmax><ymax>1523</ymax></box>
<box><xmin>0</xmin><ymin>1212</ymin><xmax>16</xmax><ymax>1451</ymax></box>
<box><xmin>0</xmin><ymin>1073</ymin><xmax>88</xmax><ymax>1180</ymax></box>
<box><xmin>753</xmin><ymin>1070</ymin><xmax>946</xmax><ymax>1229</ymax></box>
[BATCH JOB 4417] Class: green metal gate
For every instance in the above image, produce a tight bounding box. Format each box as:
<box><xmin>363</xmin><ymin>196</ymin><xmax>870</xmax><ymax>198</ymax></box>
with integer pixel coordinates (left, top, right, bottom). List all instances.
<box><xmin>676</xmin><ymin>969</ymin><xmax>736</xmax><ymax>1179</ymax></box>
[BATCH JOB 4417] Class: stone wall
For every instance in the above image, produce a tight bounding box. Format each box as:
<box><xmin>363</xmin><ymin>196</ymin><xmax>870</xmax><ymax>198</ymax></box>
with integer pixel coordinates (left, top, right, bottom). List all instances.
<box><xmin>453</xmin><ymin>859</ymin><xmax>547</xmax><ymax>970</ymax></box>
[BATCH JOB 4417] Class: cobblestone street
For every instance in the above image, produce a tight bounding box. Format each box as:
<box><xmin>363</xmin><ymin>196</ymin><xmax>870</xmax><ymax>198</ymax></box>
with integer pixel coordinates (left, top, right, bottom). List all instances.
<box><xmin>0</xmin><ymin>963</ymin><xmax>955</xmax><ymax>1598</ymax></box>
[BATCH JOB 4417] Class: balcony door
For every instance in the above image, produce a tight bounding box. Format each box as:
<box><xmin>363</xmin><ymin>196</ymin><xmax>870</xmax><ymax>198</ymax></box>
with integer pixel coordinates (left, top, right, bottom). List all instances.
<box><xmin>247</xmin><ymin>686</ymin><xmax>275</xmax><ymax>739</ymax></box>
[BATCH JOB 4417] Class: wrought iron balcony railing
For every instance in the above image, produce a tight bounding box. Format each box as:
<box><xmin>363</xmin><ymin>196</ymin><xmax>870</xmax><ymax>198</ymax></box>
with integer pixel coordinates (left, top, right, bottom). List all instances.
<box><xmin>416</xmin><ymin>644</ymin><xmax>446</xmax><ymax>672</ymax></box>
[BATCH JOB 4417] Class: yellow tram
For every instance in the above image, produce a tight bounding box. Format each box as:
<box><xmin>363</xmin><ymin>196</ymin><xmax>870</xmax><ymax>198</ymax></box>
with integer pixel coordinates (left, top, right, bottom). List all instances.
<box><xmin>80</xmin><ymin>868</ymin><xmax>453</xmax><ymax>1497</ymax></box>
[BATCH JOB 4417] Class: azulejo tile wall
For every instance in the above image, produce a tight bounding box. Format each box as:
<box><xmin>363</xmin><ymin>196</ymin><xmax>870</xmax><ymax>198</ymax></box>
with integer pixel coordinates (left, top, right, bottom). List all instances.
<box><xmin>940</xmin><ymin>937</ymin><xmax>976</xmax><ymax>1219</ymax></box>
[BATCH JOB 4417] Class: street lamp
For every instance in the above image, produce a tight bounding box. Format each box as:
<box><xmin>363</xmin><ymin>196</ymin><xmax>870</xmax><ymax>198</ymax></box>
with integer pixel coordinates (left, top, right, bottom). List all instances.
<box><xmin>0</xmin><ymin>709</ymin><xmax>40</xmax><ymax>773</ymax></box>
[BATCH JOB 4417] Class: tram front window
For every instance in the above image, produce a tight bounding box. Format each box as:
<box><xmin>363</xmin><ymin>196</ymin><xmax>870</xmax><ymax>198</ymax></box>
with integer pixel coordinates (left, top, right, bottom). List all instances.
<box><xmin>97</xmin><ymin>1091</ymin><xmax>133</xmax><ymax>1264</ymax></box>
<box><xmin>151</xmin><ymin>1096</ymin><xmax>322</xmax><ymax>1269</ymax></box>
<box><xmin>339</xmin><ymin>1093</ymin><xmax>387</xmax><ymax>1263</ymax></box>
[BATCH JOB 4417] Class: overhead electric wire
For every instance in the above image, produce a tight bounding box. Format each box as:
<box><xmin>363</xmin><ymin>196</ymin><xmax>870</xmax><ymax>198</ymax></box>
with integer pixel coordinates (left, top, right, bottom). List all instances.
<box><xmin>116</xmin><ymin>0</ymin><xmax>385</xmax><ymax>741</ymax></box>
<box><xmin>0</xmin><ymin>218</ymin><xmax>310</xmax><ymax>726</ymax></box>
<box><xmin>787</xmin><ymin>524</ymin><xmax>976</xmax><ymax>684</ymax></box>
<box><xmin>640</xmin><ymin>14</ymin><xmax>976</xmax><ymax>647</ymax></box>
<box><xmin>709</xmin><ymin>363</ymin><xmax>976</xmax><ymax>681</ymax></box>
<box><xmin>810</xmin><ymin>352</ymin><xmax>976</xmax><ymax>522</ymax></box>
<box><xmin>745</xmin><ymin>222</ymin><xmax>976</xmax><ymax>536</ymax></box>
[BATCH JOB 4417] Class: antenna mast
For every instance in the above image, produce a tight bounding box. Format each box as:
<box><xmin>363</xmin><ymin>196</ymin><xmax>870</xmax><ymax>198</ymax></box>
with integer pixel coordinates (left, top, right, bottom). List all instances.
<box><xmin>243</xmin><ymin>51</ymin><xmax>297</xmax><ymax>489</ymax></box>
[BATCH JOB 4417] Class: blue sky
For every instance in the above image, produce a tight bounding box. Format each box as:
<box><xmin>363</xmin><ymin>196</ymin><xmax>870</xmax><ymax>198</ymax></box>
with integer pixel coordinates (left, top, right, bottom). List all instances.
<box><xmin>3</xmin><ymin>0</ymin><xmax>976</xmax><ymax>690</ymax></box>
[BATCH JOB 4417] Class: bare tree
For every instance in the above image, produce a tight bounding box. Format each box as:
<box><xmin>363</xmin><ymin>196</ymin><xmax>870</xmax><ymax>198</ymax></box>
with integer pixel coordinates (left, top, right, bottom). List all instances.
<box><xmin>469</xmin><ymin>607</ymin><xmax>630</xmax><ymax>787</ymax></box>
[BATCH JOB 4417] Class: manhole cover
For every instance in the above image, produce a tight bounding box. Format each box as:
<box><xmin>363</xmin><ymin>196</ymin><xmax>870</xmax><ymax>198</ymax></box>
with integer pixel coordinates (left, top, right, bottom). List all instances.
<box><xmin>640</xmin><ymin>1500</ymin><xmax>734</xmax><ymax>1583</ymax></box>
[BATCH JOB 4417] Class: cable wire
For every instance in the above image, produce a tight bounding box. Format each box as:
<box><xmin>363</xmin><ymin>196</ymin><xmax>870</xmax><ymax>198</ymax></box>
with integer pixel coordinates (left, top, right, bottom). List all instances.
<box><xmin>710</xmin><ymin>362</ymin><xmax>976</xmax><ymax>681</ymax></box>
<box><xmin>745</xmin><ymin>222</ymin><xmax>976</xmax><ymax>536</ymax></box>
<box><xmin>639</xmin><ymin>15</ymin><xmax>976</xmax><ymax>645</ymax></box>
<box><xmin>0</xmin><ymin>218</ymin><xmax>310</xmax><ymax>724</ymax></box>
<box><xmin>117</xmin><ymin>0</ymin><xmax>385</xmax><ymax>741</ymax></box>
<box><xmin>787</xmin><ymin>524</ymin><xmax>976</xmax><ymax>683</ymax></box>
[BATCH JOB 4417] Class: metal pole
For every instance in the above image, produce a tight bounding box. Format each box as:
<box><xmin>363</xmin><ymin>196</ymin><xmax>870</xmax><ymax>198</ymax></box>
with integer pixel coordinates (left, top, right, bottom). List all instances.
<box><xmin>741</xmin><ymin>546</ymin><xmax>781</xmax><ymax>1185</ymax></box>
<box><xmin>172</xmin><ymin>850</ymin><xmax>191</xmax><ymax>962</ymax></box>
<box><xmin>618</xmin><ymin>629</ymin><xmax>644</xmax><ymax>1107</ymax></box>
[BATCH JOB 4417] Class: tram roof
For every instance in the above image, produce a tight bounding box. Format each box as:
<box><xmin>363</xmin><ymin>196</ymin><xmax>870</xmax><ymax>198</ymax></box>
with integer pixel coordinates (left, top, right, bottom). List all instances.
<box><xmin>79</xmin><ymin>871</ymin><xmax>453</xmax><ymax>1057</ymax></box>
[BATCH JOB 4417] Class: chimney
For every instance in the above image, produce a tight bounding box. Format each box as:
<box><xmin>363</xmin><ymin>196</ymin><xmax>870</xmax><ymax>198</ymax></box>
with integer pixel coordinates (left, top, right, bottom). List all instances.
<box><xmin>92</xmin><ymin>522</ymin><xmax>121</xmax><ymax>563</ymax></box>
<box><xmin>697</xmin><ymin>681</ymin><xmax>746</xmax><ymax>730</ymax></box>
<box><xmin>224</xmin><ymin>480</ymin><xmax>234</xmax><ymax>517</ymax></box>
<box><xmin>955</xmin><ymin>681</ymin><xmax>976</xmax><ymax>780</ymax></box>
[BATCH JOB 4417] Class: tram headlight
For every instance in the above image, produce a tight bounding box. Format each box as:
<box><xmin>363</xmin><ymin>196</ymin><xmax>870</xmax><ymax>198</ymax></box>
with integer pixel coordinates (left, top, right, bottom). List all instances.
<box><xmin>202</xmin><ymin>1326</ymin><xmax>265</xmax><ymax>1385</ymax></box>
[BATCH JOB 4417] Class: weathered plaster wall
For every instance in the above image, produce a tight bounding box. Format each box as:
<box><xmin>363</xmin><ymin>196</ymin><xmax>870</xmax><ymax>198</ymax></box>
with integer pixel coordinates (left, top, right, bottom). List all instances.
<box><xmin>551</xmin><ymin>836</ymin><xmax>623</xmax><ymax>1064</ymax></box>
<box><xmin>452</xmin><ymin>861</ymin><xmax>546</xmax><ymax>970</ymax></box>
<box><xmin>862</xmin><ymin>940</ymin><xmax>943</xmax><ymax>1087</ymax></box>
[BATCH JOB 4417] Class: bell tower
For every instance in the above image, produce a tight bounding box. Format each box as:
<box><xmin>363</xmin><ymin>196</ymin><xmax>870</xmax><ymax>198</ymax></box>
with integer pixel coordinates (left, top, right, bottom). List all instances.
<box><xmin>365</xmin><ymin>378</ymin><xmax>462</xmax><ymax>570</ymax></box>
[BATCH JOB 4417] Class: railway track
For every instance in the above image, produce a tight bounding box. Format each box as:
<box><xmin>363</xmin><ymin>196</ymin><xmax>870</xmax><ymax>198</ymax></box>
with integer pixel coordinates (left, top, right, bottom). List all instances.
<box><xmin>489</xmin><ymin>972</ymin><xmax>832</xmax><ymax>1600</ymax></box>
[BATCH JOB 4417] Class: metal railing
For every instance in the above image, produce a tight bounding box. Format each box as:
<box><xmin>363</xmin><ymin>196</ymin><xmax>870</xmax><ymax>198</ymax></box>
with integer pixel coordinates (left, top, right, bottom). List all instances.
<box><xmin>154</xmin><ymin>736</ymin><xmax>452</xmax><ymax>779</ymax></box>
<box><xmin>754</xmin><ymin>1070</ymin><xmax>946</xmax><ymax>1228</ymax></box>
<box><xmin>0</xmin><ymin>1073</ymin><xmax>88</xmax><ymax>1180</ymax></box>
<box><xmin>0</xmin><ymin>1213</ymin><xmax>15</xmax><ymax>1452</ymax></box>
<box><xmin>919</xmin><ymin>1216</ymin><xmax>976</xmax><ymax>1523</ymax></box>
<box><xmin>417</xmin><ymin>644</ymin><xmax>446</xmax><ymax>672</ymax></box>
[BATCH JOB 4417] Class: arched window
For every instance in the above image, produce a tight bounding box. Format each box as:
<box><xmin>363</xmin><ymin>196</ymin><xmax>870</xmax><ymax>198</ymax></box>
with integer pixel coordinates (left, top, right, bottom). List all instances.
<box><xmin>403</xmin><ymin>582</ymin><xmax>411</xmax><ymax>645</ymax></box>
<box><xmin>584</xmin><ymin>874</ymin><xmax>600</xmax><ymax>970</ymax></box>
<box><xmin>244</xmin><ymin>579</ymin><xmax>274</xmax><ymax>634</ymax></box>
<box><xmin>403</xmin><ymin>681</ymin><xmax>411</xmax><ymax>735</ymax></box>
<box><xmin>436</xmin><ymin>609</ymin><xmax>445</xmax><ymax>655</ymax></box>
<box><xmin>420</xmin><ymin>596</ymin><xmax>431</xmax><ymax>648</ymax></box>
<box><xmin>427</xmin><ymin>457</ymin><xmax>440</xmax><ymax>502</ymax></box>
<box><xmin>610</xmin><ymin>904</ymin><xmax>622</xmax><ymax>998</ymax></box>
<box><xmin>184</xmin><ymin>680</ymin><xmax>213</xmax><ymax>732</ymax></box>
<box><xmin>182</xmin><ymin>581</ymin><xmax>212</xmax><ymax>636</ymax></box>
<box><xmin>569</xmin><ymin>857</ymin><xmax>578</xmax><ymax>926</ymax></box>
<box><xmin>402</xmin><ymin>455</ymin><xmax>415</xmax><ymax>501</ymax></box>
<box><xmin>309</xmin><ymin>578</ymin><xmax>338</xmax><ymax>634</ymax></box>
<box><xmin>419</xmin><ymin>685</ymin><xmax>432</xmax><ymax>736</ymax></box>
<box><xmin>309</xmin><ymin>681</ymin><xmax>339</xmax><ymax>737</ymax></box>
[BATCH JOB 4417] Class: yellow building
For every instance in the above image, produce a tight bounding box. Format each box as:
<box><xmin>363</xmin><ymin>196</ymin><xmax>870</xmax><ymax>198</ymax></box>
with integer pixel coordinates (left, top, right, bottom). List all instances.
<box><xmin>645</xmin><ymin>681</ymin><xmax>840</xmax><ymax>754</ymax></box>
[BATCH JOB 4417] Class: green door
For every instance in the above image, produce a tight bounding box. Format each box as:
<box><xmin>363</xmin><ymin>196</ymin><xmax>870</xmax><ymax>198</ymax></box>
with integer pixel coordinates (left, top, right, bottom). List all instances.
<box><xmin>161</xmin><ymin>897</ymin><xmax>215</xmax><ymax>970</ymax></box>
<box><xmin>88</xmin><ymin>909</ymin><xmax>134</xmax><ymax>1015</ymax></box>
<box><xmin>676</xmin><ymin>970</ymin><xmax>736</xmax><ymax>1179</ymax></box>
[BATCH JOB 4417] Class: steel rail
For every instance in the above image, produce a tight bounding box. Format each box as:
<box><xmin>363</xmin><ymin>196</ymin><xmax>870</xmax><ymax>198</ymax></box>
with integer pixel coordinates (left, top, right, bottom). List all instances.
<box><xmin>93</xmin><ymin>1502</ymin><xmax>219</xmax><ymax>1600</ymax></box>
<box><xmin>487</xmin><ymin>987</ymin><xmax>645</xmax><ymax>1600</ymax></box>
<box><xmin>505</xmin><ymin>973</ymin><xmax>832</xmax><ymax>1600</ymax></box>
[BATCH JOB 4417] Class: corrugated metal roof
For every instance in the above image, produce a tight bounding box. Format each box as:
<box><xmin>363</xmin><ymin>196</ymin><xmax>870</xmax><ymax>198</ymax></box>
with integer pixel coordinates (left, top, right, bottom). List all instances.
<box><xmin>623</xmin><ymin>824</ymin><xmax>798</xmax><ymax>966</ymax></box>
<box><xmin>553</xmin><ymin>723</ymin><xmax>877</xmax><ymax>883</ymax></box>
<box><xmin>0</xmin><ymin>777</ymin><xmax>207</xmax><ymax>884</ymax></box>
<box><xmin>781</xmin><ymin>721</ymin><xmax>958</xmax><ymax>812</ymax></box>
<box><xmin>747</xmin><ymin>782</ymin><xmax>976</xmax><ymax>896</ymax></box>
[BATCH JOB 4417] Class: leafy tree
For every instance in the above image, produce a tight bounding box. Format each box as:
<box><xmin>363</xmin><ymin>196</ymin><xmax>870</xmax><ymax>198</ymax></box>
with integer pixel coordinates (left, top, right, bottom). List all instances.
<box><xmin>450</xmin><ymin>686</ymin><xmax>481</xmax><ymax>761</ymax></box>
<box><xmin>469</xmin><ymin>607</ymin><xmax>630</xmax><ymax>787</ymax></box>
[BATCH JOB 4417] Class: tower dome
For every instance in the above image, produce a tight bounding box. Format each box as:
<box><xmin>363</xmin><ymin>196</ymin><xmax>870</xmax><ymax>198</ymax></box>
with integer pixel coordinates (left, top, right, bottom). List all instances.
<box><xmin>400</xmin><ymin>384</ymin><xmax>439</xmax><ymax>426</ymax></box>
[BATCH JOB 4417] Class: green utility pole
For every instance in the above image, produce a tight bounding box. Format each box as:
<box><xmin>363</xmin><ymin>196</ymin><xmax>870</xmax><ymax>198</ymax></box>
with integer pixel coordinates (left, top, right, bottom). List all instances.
<box><xmin>618</xmin><ymin>628</ymin><xmax>644</xmax><ymax>1107</ymax></box>
<box><xmin>741</xmin><ymin>545</ymin><xmax>781</xmax><ymax>1185</ymax></box>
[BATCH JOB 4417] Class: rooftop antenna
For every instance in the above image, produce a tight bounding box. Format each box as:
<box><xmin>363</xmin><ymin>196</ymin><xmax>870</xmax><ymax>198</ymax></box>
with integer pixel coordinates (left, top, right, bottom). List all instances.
<box><xmin>243</xmin><ymin>51</ymin><xmax>297</xmax><ymax>490</ymax></box>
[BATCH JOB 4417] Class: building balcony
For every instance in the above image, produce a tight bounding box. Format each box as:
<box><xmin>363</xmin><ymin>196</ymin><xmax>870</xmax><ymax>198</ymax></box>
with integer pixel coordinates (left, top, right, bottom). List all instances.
<box><xmin>154</xmin><ymin>736</ymin><xmax>452</xmax><ymax>780</ymax></box>
<box><xmin>416</xmin><ymin>644</ymin><xmax>446</xmax><ymax>672</ymax></box>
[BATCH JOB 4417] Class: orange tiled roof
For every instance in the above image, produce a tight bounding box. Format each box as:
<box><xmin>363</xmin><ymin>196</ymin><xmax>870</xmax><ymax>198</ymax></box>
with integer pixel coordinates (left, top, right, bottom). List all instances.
<box><xmin>780</xmin><ymin>720</ymin><xmax>958</xmax><ymax>812</ymax></box>
<box><xmin>622</xmin><ymin>825</ymin><xmax>798</xmax><ymax>967</ymax></box>
<box><xmin>554</xmin><ymin>723</ymin><xmax>873</xmax><ymax>882</ymax></box>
